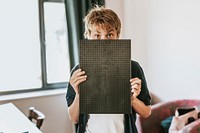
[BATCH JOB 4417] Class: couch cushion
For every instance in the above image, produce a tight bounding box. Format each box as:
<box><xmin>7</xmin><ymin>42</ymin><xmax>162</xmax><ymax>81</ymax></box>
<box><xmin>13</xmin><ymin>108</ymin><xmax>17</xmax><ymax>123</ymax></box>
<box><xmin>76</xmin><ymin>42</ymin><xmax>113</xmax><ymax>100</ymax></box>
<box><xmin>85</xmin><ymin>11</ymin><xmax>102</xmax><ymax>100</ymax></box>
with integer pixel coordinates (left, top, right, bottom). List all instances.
<box><xmin>161</xmin><ymin>116</ymin><xmax>173</xmax><ymax>133</ymax></box>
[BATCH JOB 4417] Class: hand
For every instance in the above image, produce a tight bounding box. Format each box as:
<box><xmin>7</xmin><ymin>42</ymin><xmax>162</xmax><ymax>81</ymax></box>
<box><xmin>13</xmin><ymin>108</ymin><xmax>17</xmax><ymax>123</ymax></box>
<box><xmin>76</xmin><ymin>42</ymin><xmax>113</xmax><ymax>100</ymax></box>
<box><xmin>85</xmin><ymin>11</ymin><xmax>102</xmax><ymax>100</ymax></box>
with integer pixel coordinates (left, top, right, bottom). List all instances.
<box><xmin>130</xmin><ymin>77</ymin><xmax>141</xmax><ymax>98</ymax></box>
<box><xmin>69</xmin><ymin>69</ymin><xmax>87</xmax><ymax>94</ymax></box>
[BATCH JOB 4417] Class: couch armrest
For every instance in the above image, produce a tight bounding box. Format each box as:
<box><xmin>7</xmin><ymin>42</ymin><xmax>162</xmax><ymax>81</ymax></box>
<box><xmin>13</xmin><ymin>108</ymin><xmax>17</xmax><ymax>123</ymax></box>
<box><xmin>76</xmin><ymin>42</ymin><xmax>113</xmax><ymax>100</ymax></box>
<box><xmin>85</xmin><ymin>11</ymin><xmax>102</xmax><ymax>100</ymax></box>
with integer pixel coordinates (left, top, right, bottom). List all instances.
<box><xmin>137</xmin><ymin>101</ymin><xmax>177</xmax><ymax>133</ymax></box>
<box><xmin>136</xmin><ymin>99</ymin><xmax>200</xmax><ymax>133</ymax></box>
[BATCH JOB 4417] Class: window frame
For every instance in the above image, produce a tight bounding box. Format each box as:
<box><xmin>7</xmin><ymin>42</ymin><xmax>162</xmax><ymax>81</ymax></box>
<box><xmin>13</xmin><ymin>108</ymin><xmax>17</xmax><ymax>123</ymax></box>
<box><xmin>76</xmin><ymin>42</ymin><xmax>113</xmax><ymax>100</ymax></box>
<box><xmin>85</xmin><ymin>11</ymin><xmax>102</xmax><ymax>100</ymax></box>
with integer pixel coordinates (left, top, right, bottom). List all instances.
<box><xmin>0</xmin><ymin>0</ymin><xmax>69</xmax><ymax>95</ymax></box>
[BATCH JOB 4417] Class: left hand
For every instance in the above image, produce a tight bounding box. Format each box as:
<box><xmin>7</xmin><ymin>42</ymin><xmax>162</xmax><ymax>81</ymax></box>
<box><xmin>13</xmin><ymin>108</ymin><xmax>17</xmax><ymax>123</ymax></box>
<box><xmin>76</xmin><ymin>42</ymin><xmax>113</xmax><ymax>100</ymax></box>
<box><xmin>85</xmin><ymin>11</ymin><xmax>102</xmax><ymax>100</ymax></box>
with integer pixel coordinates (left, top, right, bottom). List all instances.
<box><xmin>130</xmin><ymin>77</ymin><xmax>142</xmax><ymax>98</ymax></box>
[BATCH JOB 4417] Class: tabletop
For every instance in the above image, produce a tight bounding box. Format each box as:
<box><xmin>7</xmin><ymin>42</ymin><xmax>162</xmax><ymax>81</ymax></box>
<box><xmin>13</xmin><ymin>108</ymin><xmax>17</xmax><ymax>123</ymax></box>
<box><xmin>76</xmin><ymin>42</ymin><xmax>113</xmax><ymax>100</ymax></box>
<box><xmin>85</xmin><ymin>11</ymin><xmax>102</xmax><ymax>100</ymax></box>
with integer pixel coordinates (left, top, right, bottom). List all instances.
<box><xmin>0</xmin><ymin>103</ymin><xmax>42</xmax><ymax>133</ymax></box>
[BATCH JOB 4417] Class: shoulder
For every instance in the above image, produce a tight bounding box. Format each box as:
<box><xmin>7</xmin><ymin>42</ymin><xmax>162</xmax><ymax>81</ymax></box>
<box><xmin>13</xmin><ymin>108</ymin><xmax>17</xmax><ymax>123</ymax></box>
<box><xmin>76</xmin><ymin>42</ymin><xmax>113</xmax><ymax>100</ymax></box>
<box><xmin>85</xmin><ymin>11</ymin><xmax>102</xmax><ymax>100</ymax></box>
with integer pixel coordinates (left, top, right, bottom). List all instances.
<box><xmin>131</xmin><ymin>60</ymin><xmax>142</xmax><ymax>71</ymax></box>
<box><xmin>131</xmin><ymin>60</ymin><xmax>140</xmax><ymax>68</ymax></box>
<box><xmin>131</xmin><ymin>60</ymin><xmax>145</xmax><ymax>78</ymax></box>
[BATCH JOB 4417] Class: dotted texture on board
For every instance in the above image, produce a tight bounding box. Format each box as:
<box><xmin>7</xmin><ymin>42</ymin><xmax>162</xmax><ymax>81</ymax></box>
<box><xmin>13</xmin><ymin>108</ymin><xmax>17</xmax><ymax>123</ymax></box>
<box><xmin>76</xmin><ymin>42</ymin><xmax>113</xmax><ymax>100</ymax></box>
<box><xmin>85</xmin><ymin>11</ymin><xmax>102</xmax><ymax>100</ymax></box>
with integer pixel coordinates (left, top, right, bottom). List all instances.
<box><xmin>79</xmin><ymin>40</ymin><xmax>131</xmax><ymax>114</ymax></box>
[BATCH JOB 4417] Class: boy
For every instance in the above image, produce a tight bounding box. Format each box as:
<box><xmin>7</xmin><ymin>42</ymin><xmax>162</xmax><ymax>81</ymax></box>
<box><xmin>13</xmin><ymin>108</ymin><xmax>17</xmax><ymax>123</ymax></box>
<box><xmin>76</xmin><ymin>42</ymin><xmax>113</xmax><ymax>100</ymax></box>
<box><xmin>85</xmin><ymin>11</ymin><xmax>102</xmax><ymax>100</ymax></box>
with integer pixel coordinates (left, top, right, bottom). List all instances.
<box><xmin>66</xmin><ymin>6</ymin><xmax>151</xmax><ymax>133</ymax></box>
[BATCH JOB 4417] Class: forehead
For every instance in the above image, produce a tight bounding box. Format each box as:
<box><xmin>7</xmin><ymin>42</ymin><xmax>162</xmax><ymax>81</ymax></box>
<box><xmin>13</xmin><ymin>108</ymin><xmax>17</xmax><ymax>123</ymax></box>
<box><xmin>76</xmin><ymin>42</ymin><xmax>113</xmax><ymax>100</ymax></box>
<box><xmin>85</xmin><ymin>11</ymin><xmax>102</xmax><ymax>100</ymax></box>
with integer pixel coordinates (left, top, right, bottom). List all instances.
<box><xmin>91</xmin><ymin>24</ymin><xmax>116</xmax><ymax>33</ymax></box>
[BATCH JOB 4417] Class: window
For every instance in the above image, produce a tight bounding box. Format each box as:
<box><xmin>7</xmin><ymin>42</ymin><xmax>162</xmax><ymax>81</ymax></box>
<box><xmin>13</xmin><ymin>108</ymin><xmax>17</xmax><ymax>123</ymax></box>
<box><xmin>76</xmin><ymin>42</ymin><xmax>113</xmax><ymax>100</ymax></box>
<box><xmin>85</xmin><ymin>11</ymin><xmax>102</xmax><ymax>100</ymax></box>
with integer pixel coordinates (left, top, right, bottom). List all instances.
<box><xmin>43</xmin><ymin>1</ymin><xmax>70</xmax><ymax>83</ymax></box>
<box><xmin>0</xmin><ymin>0</ymin><xmax>70</xmax><ymax>94</ymax></box>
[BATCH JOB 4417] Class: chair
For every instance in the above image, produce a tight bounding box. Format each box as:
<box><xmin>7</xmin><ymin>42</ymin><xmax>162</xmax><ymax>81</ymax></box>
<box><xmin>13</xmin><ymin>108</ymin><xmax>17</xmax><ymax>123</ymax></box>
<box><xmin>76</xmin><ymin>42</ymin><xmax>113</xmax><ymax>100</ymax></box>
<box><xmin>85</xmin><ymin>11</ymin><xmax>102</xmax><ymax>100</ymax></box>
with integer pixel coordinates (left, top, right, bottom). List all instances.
<box><xmin>136</xmin><ymin>99</ymin><xmax>200</xmax><ymax>133</ymax></box>
<box><xmin>28</xmin><ymin>107</ymin><xmax>45</xmax><ymax>129</ymax></box>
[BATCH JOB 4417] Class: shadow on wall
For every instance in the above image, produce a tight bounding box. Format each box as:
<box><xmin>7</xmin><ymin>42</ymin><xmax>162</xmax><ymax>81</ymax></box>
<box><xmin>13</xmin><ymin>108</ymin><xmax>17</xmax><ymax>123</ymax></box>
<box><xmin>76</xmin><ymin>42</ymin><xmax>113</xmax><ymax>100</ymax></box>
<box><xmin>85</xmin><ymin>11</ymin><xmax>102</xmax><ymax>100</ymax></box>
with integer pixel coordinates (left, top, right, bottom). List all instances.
<box><xmin>150</xmin><ymin>92</ymin><xmax>161</xmax><ymax>105</ymax></box>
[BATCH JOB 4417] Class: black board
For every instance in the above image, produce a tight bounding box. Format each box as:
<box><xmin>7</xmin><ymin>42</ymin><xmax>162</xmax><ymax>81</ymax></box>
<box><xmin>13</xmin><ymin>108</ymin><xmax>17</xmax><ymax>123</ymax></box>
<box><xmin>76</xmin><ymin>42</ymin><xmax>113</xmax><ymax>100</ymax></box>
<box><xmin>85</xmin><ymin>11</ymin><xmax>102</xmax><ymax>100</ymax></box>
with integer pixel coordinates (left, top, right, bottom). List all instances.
<box><xmin>79</xmin><ymin>39</ymin><xmax>131</xmax><ymax>114</ymax></box>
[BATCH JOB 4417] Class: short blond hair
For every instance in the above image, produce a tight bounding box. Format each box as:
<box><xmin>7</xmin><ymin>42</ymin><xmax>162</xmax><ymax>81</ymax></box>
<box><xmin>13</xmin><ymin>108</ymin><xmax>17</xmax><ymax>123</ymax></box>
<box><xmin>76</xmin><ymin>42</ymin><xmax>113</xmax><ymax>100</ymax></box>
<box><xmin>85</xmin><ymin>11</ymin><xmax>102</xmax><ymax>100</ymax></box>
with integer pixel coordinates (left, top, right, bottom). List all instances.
<box><xmin>83</xmin><ymin>6</ymin><xmax>121</xmax><ymax>39</ymax></box>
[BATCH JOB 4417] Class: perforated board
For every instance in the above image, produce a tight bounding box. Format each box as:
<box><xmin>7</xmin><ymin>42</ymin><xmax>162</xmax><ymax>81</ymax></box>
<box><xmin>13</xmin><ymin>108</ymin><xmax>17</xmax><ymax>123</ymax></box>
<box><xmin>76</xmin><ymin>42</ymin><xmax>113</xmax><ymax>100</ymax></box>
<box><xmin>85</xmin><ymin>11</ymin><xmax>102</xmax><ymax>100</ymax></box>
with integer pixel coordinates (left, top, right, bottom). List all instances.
<box><xmin>79</xmin><ymin>39</ymin><xmax>131</xmax><ymax>114</ymax></box>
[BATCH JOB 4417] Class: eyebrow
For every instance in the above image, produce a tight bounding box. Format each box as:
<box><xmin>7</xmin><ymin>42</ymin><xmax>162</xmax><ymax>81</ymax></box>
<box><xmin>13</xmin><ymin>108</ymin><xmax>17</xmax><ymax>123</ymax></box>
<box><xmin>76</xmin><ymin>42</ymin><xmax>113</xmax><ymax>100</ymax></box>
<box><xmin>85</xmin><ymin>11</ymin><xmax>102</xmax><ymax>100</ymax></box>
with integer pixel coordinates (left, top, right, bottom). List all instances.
<box><xmin>107</xmin><ymin>29</ymin><xmax>114</xmax><ymax>33</ymax></box>
<box><xmin>94</xmin><ymin>29</ymin><xmax>114</xmax><ymax>34</ymax></box>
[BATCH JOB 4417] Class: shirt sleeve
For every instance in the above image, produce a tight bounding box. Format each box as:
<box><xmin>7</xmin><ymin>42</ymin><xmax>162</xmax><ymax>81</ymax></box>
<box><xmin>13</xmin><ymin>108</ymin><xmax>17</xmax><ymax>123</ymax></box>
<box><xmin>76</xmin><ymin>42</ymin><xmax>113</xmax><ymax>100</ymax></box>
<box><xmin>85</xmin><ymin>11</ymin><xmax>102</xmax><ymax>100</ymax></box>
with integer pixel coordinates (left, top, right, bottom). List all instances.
<box><xmin>131</xmin><ymin>61</ymin><xmax>151</xmax><ymax>106</ymax></box>
<box><xmin>66</xmin><ymin>65</ymin><xmax>79</xmax><ymax>107</ymax></box>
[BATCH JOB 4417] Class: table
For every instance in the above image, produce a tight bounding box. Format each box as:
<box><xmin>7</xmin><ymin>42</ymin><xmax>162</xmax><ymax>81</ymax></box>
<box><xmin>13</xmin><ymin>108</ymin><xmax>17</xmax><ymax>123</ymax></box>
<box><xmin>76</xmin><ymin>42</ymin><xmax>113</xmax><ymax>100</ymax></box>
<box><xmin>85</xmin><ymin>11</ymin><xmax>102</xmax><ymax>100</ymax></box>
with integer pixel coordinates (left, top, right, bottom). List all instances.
<box><xmin>0</xmin><ymin>103</ymin><xmax>42</xmax><ymax>133</ymax></box>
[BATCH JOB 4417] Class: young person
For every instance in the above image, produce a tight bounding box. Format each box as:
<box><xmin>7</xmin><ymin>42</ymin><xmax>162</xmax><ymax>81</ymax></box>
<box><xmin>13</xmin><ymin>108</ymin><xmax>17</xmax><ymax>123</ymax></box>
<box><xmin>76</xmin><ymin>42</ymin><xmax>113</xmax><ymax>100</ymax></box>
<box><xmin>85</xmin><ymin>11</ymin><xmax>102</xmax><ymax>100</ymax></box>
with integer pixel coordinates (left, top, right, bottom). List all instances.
<box><xmin>66</xmin><ymin>6</ymin><xmax>151</xmax><ymax>133</ymax></box>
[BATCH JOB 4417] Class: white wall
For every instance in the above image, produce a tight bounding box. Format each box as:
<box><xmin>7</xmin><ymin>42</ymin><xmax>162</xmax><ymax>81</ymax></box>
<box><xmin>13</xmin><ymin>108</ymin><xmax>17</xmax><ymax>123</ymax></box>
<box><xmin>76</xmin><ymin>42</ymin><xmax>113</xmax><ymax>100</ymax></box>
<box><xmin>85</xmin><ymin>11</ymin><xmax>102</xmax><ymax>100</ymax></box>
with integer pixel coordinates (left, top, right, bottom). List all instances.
<box><xmin>122</xmin><ymin>0</ymin><xmax>200</xmax><ymax>101</ymax></box>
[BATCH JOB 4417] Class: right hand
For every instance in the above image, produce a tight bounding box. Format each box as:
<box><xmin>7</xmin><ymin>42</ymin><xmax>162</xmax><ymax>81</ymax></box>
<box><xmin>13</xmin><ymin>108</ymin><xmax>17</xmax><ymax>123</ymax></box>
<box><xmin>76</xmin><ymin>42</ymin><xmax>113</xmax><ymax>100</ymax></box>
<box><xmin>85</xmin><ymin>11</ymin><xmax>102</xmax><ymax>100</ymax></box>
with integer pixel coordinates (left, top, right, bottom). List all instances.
<box><xmin>69</xmin><ymin>69</ymin><xmax>87</xmax><ymax>94</ymax></box>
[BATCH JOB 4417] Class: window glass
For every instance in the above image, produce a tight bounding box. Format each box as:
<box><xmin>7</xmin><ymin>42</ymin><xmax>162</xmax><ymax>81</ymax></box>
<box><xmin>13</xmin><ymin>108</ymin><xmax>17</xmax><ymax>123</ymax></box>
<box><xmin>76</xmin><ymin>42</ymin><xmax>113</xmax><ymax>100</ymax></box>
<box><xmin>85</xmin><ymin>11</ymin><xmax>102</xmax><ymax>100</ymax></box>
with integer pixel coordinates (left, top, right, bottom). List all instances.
<box><xmin>44</xmin><ymin>2</ymin><xmax>70</xmax><ymax>83</ymax></box>
<box><xmin>0</xmin><ymin>0</ymin><xmax>41</xmax><ymax>92</ymax></box>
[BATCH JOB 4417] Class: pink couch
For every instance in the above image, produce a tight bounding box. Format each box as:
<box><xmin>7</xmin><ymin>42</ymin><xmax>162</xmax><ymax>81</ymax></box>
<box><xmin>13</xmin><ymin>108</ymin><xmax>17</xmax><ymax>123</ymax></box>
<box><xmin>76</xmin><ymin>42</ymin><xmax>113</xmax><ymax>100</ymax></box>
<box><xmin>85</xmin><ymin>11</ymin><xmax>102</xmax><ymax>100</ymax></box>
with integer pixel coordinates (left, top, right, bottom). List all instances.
<box><xmin>136</xmin><ymin>99</ymin><xmax>200</xmax><ymax>133</ymax></box>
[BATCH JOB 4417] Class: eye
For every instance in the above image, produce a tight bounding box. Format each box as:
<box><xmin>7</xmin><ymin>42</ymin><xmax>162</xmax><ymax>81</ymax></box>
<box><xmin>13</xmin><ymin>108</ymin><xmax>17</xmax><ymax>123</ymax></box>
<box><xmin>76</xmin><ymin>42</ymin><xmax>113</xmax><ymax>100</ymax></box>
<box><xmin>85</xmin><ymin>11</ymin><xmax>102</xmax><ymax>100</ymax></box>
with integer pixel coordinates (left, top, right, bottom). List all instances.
<box><xmin>107</xmin><ymin>33</ymin><xmax>113</xmax><ymax>38</ymax></box>
<box><xmin>94</xmin><ymin>34</ymin><xmax>101</xmax><ymax>39</ymax></box>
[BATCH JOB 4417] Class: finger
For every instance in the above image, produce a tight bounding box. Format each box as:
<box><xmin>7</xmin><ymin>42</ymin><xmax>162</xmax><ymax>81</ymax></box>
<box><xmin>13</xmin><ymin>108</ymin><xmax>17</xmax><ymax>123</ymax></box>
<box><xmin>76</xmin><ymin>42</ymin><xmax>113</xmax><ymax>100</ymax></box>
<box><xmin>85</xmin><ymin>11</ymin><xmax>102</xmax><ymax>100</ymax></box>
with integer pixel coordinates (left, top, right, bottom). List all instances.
<box><xmin>71</xmin><ymin>75</ymin><xmax>87</xmax><ymax>85</ymax></box>
<box><xmin>71</xmin><ymin>69</ymin><xmax>83</xmax><ymax>78</ymax></box>
<box><xmin>131</xmin><ymin>87</ymin><xmax>140</xmax><ymax>93</ymax></box>
<box><xmin>130</xmin><ymin>79</ymin><xmax>141</xmax><ymax>88</ymax></box>
<box><xmin>75</xmin><ymin>74</ymin><xmax>87</xmax><ymax>82</ymax></box>
<box><xmin>130</xmin><ymin>77</ymin><xmax>139</xmax><ymax>82</ymax></box>
<box><xmin>74</xmin><ymin>77</ymin><xmax>87</xmax><ymax>87</ymax></box>
<box><xmin>131</xmin><ymin>88</ymin><xmax>140</xmax><ymax>97</ymax></box>
<box><xmin>73</xmin><ymin>69</ymin><xmax>82</xmax><ymax>75</ymax></box>
<box><xmin>131</xmin><ymin>83</ymin><xmax>139</xmax><ymax>90</ymax></box>
<box><xmin>131</xmin><ymin>88</ymin><xmax>134</xmax><ymax>93</ymax></box>
<box><xmin>131</xmin><ymin>78</ymin><xmax>141</xmax><ymax>85</ymax></box>
<box><xmin>71</xmin><ymin>70</ymin><xmax>86</xmax><ymax>83</ymax></box>
<box><xmin>75</xmin><ymin>70</ymin><xmax>86</xmax><ymax>77</ymax></box>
